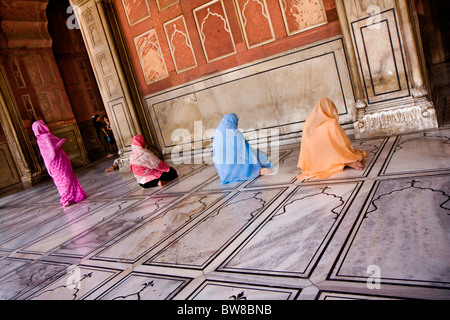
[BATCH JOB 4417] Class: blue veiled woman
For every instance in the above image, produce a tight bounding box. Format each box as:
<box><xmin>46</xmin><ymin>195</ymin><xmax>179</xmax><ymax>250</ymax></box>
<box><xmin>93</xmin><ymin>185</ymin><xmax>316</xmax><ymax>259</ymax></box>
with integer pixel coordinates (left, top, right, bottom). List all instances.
<box><xmin>213</xmin><ymin>113</ymin><xmax>273</xmax><ymax>184</ymax></box>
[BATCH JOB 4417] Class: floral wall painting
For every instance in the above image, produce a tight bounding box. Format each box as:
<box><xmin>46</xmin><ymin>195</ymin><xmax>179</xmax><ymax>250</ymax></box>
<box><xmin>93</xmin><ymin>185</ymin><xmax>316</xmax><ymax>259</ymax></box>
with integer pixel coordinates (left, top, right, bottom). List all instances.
<box><xmin>279</xmin><ymin>0</ymin><xmax>327</xmax><ymax>36</ymax></box>
<box><xmin>134</xmin><ymin>29</ymin><xmax>169</xmax><ymax>84</ymax></box>
<box><xmin>122</xmin><ymin>0</ymin><xmax>151</xmax><ymax>27</ymax></box>
<box><xmin>193</xmin><ymin>0</ymin><xmax>236</xmax><ymax>63</ymax></box>
<box><xmin>234</xmin><ymin>0</ymin><xmax>275</xmax><ymax>49</ymax></box>
<box><xmin>164</xmin><ymin>16</ymin><xmax>198</xmax><ymax>73</ymax></box>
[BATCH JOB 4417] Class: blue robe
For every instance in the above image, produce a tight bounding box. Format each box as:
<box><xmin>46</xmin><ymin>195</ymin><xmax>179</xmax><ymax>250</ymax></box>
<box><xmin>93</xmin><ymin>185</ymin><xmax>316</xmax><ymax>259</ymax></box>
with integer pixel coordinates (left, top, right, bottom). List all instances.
<box><xmin>212</xmin><ymin>114</ymin><xmax>273</xmax><ymax>184</ymax></box>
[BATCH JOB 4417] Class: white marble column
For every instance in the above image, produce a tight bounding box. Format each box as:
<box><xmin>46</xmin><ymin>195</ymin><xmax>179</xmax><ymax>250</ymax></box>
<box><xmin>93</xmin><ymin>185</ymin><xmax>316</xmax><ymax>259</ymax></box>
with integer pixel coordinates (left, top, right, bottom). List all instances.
<box><xmin>335</xmin><ymin>0</ymin><xmax>368</xmax><ymax>124</ymax></box>
<box><xmin>339</xmin><ymin>0</ymin><xmax>438</xmax><ymax>138</ymax></box>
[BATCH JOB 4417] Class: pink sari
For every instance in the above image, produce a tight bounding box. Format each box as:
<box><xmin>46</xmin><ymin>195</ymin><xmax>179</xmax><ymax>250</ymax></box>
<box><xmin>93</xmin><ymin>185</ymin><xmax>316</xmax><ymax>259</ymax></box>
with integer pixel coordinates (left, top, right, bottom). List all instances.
<box><xmin>32</xmin><ymin>120</ymin><xmax>86</xmax><ymax>207</ymax></box>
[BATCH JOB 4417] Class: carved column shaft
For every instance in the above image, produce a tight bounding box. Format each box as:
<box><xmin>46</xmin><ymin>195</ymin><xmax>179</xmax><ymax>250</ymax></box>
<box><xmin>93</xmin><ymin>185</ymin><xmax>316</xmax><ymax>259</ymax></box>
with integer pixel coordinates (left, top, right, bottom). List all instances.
<box><xmin>335</xmin><ymin>0</ymin><xmax>367</xmax><ymax>120</ymax></box>
<box><xmin>395</xmin><ymin>0</ymin><xmax>426</xmax><ymax>95</ymax></box>
<box><xmin>70</xmin><ymin>0</ymin><xmax>146</xmax><ymax>170</ymax></box>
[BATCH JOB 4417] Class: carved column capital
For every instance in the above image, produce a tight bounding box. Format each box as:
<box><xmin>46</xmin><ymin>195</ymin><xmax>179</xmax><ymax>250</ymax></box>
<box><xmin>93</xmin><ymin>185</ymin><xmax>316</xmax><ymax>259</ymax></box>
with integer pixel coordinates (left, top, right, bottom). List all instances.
<box><xmin>0</xmin><ymin>0</ymin><xmax>52</xmax><ymax>49</ymax></box>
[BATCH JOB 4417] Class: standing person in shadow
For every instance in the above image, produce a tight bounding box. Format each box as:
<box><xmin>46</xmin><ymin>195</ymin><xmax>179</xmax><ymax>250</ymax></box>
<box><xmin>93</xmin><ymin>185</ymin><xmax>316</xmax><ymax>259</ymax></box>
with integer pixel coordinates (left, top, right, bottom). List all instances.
<box><xmin>297</xmin><ymin>98</ymin><xmax>366</xmax><ymax>180</ymax></box>
<box><xmin>32</xmin><ymin>120</ymin><xmax>86</xmax><ymax>207</ymax></box>
<box><xmin>129</xmin><ymin>135</ymin><xmax>178</xmax><ymax>188</ymax></box>
<box><xmin>101</xmin><ymin>115</ymin><xmax>118</xmax><ymax>157</ymax></box>
<box><xmin>212</xmin><ymin>113</ymin><xmax>273</xmax><ymax>185</ymax></box>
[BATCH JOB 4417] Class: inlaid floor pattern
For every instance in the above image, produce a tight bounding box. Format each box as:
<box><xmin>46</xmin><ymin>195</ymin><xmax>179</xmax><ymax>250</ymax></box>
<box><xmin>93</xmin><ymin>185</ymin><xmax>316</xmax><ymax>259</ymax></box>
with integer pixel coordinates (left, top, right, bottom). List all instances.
<box><xmin>1</xmin><ymin>126</ymin><xmax>449</xmax><ymax>300</ymax></box>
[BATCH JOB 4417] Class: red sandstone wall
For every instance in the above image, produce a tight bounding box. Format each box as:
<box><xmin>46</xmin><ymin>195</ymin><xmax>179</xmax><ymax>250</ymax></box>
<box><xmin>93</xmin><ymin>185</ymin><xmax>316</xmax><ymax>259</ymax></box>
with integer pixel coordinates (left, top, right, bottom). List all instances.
<box><xmin>113</xmin><ymin>0</ymin><xmax>341</xmax><ymax>97</ymax></box>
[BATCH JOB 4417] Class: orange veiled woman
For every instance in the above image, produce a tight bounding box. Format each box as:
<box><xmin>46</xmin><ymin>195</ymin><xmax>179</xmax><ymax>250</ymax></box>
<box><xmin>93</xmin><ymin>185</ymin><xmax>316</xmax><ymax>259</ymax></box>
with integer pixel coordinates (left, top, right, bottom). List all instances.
<box><xmin>297</xmin><ymin>98</ymin><xmax>366</xmax><ymax>179</ymax></box>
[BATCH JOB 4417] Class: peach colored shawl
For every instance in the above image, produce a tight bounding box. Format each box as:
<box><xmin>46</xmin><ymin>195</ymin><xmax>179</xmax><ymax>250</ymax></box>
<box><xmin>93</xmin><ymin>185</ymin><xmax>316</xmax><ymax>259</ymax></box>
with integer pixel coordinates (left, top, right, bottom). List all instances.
<box><xmin>297</xmin><ymin>98</ymin><xmax>366</xmax><ymax>179</ymax></box>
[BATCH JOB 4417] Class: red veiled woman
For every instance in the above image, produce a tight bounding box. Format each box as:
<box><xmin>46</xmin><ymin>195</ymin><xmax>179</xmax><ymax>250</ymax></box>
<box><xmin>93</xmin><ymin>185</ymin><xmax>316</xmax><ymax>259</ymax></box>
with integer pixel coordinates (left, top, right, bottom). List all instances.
<box><xmin>129</xmin><ymin>135</ymin><xmax>178</xmax><ymax>188</ymax></box>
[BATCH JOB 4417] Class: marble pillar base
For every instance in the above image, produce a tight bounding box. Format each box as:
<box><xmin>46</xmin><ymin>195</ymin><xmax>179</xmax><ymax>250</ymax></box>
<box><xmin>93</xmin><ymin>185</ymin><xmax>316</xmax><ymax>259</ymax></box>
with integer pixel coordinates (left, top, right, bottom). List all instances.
<box><xmin>354</xmin><ymin>96</ymin><xmax>439</xmax><ymax>139</ymax></box>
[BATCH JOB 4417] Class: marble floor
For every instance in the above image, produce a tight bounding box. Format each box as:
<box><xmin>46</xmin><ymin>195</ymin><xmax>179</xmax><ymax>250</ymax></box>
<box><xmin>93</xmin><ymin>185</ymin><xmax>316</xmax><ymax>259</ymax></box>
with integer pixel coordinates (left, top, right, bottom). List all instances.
<box><xmin>0</xmin><ymin>126</ymin><xmax>449</xmax><ymax>301</ymax></box>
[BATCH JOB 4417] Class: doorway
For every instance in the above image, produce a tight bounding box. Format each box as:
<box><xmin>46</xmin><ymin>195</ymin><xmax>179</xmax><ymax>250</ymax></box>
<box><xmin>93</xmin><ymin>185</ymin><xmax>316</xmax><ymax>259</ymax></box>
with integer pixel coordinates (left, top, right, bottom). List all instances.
<box><xmin>46</xmin><ymin>0</ymin><xmax>110</xmax><ymax>160</ymax></box>
<box><xmin>416</xmin><ymin>0</ymin><xmax>450</xmax><ymax>126</ymax></box>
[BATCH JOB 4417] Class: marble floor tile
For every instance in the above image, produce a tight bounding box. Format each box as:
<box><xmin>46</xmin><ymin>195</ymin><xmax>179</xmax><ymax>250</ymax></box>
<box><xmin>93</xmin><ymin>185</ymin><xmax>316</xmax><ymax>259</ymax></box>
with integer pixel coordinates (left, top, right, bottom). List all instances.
<box><xmin>52</xmin><ymin>195</ymin><xmax>181</xmax><ymax>258</ymax></box>
<box><xmin>188</xmin><ymin>280</ymin><xmax>299</xmax><ymax>300</ymax></box>
<box><xmin>27</xmin><ymin>265</ymin><xmax>121</xmax><ymax>300</ymax></box>
<box><xmin>145</xmin><ymin>188</ymin><xmax>287</xmax><ymax>269</ymax></box>
<box><xmin>219</xmin><ymin>182</ymin><xmax>362</xmax><ymax>277</ymax></box>
<box><xmin>94</xmin><ymin>272</ymin><xmax>190</xmax><ymax>300</ymax></box>
<box><xmin>380</xmin><ymin>128</ymin><xmax>450</xmax><ymax>175</ymax></box>
<box><xmin>21</xmin><ymin>199</ymin><xmax>141</xmax><ymax>254</ymax></box>
<box><xmin>0</xmin><ymin>260</ymin><xmax>69</xmax><ymax>300</ymax></box>
<box><xmin>332</xmin><ymin>175</ymin><xmax>450</xmax><ymax>287</ymax></box>
<box><xmin>1</xmin><ymin>126</ymin><xmax>449</xmax><ymax>300</ymax></box>
<box><xmin>94</xmin><ymin>192</ymin><xmax>229</xmax><ymax>263</ymax></box>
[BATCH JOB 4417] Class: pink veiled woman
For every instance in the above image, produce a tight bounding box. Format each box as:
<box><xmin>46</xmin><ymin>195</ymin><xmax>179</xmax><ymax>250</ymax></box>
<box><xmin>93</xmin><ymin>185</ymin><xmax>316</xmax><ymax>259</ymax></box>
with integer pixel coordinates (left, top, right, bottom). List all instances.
<box><xmin>32</xmin><ymin>120</ymin><xmax>86</xmax><ymax>207</ymax></box>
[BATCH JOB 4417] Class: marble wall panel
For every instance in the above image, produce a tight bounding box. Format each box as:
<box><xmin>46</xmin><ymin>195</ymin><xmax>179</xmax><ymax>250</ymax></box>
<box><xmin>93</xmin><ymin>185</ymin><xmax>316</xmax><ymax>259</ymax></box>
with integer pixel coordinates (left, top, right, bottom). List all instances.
<box><xmin>332</xmin><ymin>175</ymin><xmax>450</xmax><ymax>288</ymax></box>
<box><xmin>279</xmin><ymin>0</ymin><xmax>328</xmax><ymax>35</ymax></box>
<box><xmin>351</xmin><ymin>8</ymin><xmax>410</xmax><ymax>104</ymax></box>
<box><xmin>147</xmin><ymin>38</ymin><xmax>355</xmax><ymax>153</ymax></box>
<box><xmin>163</xmin><ymin>16</ymin><xmax>198</xmax><ymax>73</ymax></box>
<box><xmin>234</xmin><ymin>0</ymin><xmax>275</xmax><ymax>48</ymax></box>
<box><xmin>109</xmin><ymin>98</ymin><xmax>136</xmax><ymax>149</ymax></box>
<box><xmin>193</xmin><ymin>0</ymin><xmax>236</xmax><ymax>63</ymax></box>
<box><xmin>344</xmin><ymin>0</ymin><xmax>393</xmax><ymax>21</ymax></box>
<box><xmin>121</xmin><ymin>0</ymin><xmax>151</xmax><ymax>26</ymax></box>
<box><xmin>134</xmin><ymin>29</ymin><xmax>169</xmax><ymax>85</ymax></box>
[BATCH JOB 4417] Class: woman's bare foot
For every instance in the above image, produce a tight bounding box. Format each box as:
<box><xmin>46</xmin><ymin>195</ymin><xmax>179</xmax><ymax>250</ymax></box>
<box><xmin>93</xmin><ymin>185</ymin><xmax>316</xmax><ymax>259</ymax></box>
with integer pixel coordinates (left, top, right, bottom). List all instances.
<box><xmin>104</xmin><ymin>163</ymin><xmax>119</xmax><ymax>173</ymax></box>
<box><xmin>346</xmin><ymin>161</ymin><xmax>364</xmax><ymax>171</ymax></box>
<box><xmin>259</xmin><ymin>168</ymin><xmax>271</xmax><ymax>175</ymax></box>
<box><xmin>158</xmin><ymin>180</ymin><xmax>170</xmax><ymax>186</ymax></box>
<box><xmin>104</xmin><ymin>166</ymin><xmax>115</xmax><ymax>173</ymax></box>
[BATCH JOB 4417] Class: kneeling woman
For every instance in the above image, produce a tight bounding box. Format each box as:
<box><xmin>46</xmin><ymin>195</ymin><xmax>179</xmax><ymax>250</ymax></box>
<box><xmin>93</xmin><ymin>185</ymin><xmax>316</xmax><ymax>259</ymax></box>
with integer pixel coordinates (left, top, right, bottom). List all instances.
<box><xmin>213</xmin><ymin>113</ymin><xmax>273</xmax><ymax>185</ymax></box>
<box><xmin>130</xmin><ymin>135</ymin><xmax>178</xmax><ymax>188</ymax></box>
<box><xmin>297</xmin><ymin>98</ymin><xmax>366</xmax><ymax>179</ymax></box>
